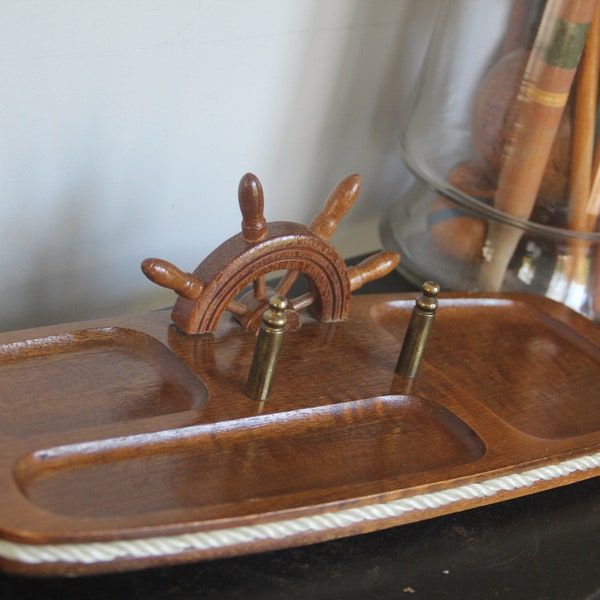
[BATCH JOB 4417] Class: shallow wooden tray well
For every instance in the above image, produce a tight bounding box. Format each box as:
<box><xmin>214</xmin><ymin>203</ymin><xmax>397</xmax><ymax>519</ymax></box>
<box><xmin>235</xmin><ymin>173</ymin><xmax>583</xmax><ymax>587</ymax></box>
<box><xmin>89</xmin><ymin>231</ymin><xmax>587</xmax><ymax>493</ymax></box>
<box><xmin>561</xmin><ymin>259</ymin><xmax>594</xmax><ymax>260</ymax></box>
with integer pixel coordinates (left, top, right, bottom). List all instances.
<box><xmin>0</xmin><ymin>292</ymin><xmax>598</xmax><ymax>576</ymax></box>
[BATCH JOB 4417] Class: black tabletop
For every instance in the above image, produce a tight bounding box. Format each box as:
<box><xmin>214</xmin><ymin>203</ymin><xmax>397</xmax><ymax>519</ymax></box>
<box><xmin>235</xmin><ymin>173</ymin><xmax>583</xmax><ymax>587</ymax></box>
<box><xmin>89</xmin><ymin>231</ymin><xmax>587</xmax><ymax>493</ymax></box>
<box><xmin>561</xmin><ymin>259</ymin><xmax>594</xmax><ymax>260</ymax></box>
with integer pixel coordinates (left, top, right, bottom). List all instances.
<box><xmin>2</xmin><ymin>259</ymin><xmax>599</xmax><ymax>599</ymax></box>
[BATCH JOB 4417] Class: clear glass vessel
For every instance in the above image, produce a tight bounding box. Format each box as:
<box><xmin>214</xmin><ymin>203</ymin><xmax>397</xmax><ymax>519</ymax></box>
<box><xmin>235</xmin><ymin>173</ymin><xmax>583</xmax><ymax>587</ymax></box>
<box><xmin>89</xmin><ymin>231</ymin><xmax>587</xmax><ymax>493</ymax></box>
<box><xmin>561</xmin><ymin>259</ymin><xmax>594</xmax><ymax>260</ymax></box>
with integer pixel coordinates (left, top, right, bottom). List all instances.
<box><xmin>381</xmin><ymin>0</ymin><xmax>600</xmax><ymax>321</ymax></box>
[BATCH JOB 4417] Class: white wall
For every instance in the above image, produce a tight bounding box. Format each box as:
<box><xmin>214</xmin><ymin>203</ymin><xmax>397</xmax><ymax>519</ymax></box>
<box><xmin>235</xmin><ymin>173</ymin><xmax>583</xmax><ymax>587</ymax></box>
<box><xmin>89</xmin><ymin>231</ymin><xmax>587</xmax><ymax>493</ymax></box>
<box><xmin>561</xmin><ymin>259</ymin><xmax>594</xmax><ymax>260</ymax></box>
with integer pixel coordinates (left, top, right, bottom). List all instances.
<box><xmin>0</xmin><ymin>0</ymin><xmax>437</xmax><ymax>332</ymax></box>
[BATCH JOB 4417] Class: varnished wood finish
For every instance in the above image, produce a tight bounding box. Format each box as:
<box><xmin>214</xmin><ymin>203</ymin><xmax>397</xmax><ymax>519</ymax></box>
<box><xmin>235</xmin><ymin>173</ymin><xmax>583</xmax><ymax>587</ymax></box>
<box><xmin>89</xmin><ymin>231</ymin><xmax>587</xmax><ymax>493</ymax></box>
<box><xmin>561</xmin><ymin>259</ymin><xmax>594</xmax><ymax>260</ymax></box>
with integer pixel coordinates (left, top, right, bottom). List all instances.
<box><xmin>177</xmin><ymin>221</ymin><xmax>352</xmax><ymax>333</ymax></box>
<box><xmin>0</xmin><ymin>292</ymin><xmax>598</xmax><ymax>576</ymax></box>
<box><xmin>238</xmin><ymin>173</ymin><xmax>268</xmax><ymax>244</ymax></box>
<box><xmin>142</xmin><ymin>173</ymin><xmax>397</xmax><ymax>334</ymax></box>
<box><xmin>141</xmin><ymin>258</ymin><xmax>204</xmax><ymax>300</ymax></box>
<box><xmin>308</xmin><ymin>173</ymin><xmax>360</xmax><ymax>239</ymax></box>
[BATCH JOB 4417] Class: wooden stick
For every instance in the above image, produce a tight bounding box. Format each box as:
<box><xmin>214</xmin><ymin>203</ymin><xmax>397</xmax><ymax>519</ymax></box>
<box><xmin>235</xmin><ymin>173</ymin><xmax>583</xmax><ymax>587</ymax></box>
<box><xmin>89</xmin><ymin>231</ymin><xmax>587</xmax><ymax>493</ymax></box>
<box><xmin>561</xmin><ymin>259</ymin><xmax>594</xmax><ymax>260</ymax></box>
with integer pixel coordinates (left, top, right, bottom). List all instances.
<box><xmin>587</xmin><ymin>3</ymin><xmax>600</xmax><ymax>227</ymax></box>
<box><xmin>571</xmin><ymin>2</ymin><xmax>600</xmax><ymax>234</ymax></box>
<box><xmin>141</xmin><ymin>258</ymin><xmax>204</xmax><ymax>300</ymax></box>
<box><xmin>588</xmin><ymin>166</ymin><xmax>600</xmax><ymax>229</ymax></box>
<box><xmin>564</xmin><ymin>1</ymin><xmax>600</xmax><ymax>303</ymax></box>
<box><xmin>238</xmin><ymin>173</ymin><xmax>269</xmax><ymax>300</ymax></box>
<box><xmin>289</xmin><ymin>251</ymin><xmax>399</xmax><ymax>313</ymax></box>
<box><xmin>478</xmin><ymin>0</ymin><xmax>598</xmax><ymax>291</ymax></box>
<box><xmin>593</xmin><ymin>228</ymin><xmax>600</xmax><ymax>315</ymax></box>
<box><xmin>589</xmin><ymin>87</ymin><xmax>600</xmax><ymax>315</ymax></box>
<box><xmin>503</xmin><ymin>0</ymin><xmax>537</xmax><ymax>54</ymax></box>
<box><xmin>276</xmin><ymin>174</ymin><xmax>360</xmax><ymax>297</ymax></box>
<box><xmin>592</xmin><ymin>102</ymin><xmax>600</xmax><ymax>173</ymax></box>
<box><xmin>587</xmin><ymin>61</ymin><xmax>600</xmax><ymax>234</ymax></box>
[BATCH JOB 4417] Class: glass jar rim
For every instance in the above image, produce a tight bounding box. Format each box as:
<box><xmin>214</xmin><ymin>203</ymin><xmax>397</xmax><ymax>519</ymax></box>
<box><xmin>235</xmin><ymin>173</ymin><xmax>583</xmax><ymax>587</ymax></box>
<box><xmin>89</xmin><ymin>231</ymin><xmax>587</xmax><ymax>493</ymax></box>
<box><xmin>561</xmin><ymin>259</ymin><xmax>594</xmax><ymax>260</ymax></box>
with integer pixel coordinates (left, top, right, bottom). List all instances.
<box><xmin>400</xmin><ymin>145</ymin><xmax>600</xmax><ymax>244</ymax></box>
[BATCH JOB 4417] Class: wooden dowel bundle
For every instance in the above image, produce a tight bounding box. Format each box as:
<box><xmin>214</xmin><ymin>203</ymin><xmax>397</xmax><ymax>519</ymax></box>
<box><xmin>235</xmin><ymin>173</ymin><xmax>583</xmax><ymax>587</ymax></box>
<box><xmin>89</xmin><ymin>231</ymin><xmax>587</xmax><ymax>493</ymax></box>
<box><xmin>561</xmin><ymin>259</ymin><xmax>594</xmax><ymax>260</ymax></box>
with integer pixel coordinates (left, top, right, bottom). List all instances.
<box><xmin>566</xmin><ymin>1</ymin><xmax>600</xmax><ymax>297</ymax></box>
<box><xmin>477</xmin><ymin>0</ymin><xmax>598</xmax><ymax>292</ymax></box>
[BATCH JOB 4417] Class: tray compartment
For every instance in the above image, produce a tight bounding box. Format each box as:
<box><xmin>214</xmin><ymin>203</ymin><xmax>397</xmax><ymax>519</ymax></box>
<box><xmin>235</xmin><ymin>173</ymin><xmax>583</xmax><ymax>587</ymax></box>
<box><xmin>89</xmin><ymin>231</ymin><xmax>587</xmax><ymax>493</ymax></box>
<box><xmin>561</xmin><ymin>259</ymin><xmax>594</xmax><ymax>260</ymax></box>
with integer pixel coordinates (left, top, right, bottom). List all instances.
<box><xmin>14</xmin><ymin>395</ymin><xmax>485</xmax><ymax>521</ymax></box>
<box><xmin>373</xmin><ymin>299</ymin><xmax>600</xmax><ymax>440</ymax></box>
<box><xmin>0</xmin><ymin>327</ymin><xmax>207</xmax><ymax>437</ymax></box>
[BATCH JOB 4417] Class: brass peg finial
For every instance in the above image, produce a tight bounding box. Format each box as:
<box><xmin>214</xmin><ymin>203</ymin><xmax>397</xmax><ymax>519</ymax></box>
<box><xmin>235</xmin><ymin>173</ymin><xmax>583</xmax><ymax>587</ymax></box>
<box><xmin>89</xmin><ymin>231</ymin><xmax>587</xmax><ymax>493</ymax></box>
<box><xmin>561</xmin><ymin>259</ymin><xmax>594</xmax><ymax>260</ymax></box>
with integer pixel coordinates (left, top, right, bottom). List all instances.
<box><xmin>395</xmin><ymin>281</ymin><xmax>440</xmax><ymax>378</ymax></box>
<box><xmin>245</xmin><ymin>295</ymin><xmax>289</xmax><ymax>401</ymax></box>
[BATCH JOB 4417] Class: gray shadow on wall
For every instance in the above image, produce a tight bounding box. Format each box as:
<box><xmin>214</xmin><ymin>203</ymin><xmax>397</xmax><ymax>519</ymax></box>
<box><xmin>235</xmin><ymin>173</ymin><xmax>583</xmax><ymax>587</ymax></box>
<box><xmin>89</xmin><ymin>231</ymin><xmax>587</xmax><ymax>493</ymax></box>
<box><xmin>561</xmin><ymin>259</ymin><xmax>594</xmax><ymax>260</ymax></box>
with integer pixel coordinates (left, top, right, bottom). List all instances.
<box><xmin>272</xmin><ymin>0</ymin><xmax>439</xmax><ymax>227</ymax></box>
<box><xmin>0</xmin><ymin>183</ymin><xmax>137</xmax><ymax>333</ymax></box>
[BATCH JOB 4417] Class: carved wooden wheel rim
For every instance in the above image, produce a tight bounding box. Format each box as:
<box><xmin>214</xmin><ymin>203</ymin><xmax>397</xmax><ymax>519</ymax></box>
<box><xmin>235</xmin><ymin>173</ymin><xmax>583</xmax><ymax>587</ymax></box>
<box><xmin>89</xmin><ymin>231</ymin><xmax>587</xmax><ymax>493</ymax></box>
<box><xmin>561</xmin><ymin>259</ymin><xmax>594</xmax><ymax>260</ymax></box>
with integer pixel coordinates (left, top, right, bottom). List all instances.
<box><xmin>142</xmin><ymin>173</ymin><xmax>399</xmax><ymax>335</ymax></box>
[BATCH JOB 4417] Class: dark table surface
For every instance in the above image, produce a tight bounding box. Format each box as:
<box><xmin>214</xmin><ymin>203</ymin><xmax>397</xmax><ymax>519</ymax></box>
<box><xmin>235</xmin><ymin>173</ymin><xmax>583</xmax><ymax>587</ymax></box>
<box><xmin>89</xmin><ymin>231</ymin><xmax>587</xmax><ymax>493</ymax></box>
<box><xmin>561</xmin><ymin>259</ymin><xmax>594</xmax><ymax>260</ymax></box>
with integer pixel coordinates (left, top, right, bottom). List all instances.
<box><xmin>2</xmin><ymin>260</ymin><xmax>599</xmax><ymax>599</ymax></box>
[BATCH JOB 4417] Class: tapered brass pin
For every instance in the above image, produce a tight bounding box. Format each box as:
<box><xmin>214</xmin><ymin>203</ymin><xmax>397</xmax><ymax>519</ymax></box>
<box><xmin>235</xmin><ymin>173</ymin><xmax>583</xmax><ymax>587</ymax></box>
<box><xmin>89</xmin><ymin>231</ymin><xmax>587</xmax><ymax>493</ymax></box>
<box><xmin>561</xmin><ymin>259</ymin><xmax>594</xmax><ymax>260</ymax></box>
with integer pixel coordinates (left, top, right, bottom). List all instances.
<box><xmin>245</xmin><ymin>294</ymin><xmax>288</xmax><ymax>401</ymax></box>
<box><xmin>395</xmin><ymin>281</ymin><xmax>440</xmax><ymax>378</ymax></box>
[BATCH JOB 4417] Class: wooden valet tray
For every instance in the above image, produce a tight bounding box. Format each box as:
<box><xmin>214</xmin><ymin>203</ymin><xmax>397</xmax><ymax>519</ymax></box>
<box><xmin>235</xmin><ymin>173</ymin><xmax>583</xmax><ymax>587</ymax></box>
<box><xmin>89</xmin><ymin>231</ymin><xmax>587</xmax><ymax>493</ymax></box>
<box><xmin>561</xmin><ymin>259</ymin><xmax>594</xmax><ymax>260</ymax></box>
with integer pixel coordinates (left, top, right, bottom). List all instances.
<box><xmin>0</xmin><ymin>292</ymin><xmax>598</xmax><ymax>577</ymax></box>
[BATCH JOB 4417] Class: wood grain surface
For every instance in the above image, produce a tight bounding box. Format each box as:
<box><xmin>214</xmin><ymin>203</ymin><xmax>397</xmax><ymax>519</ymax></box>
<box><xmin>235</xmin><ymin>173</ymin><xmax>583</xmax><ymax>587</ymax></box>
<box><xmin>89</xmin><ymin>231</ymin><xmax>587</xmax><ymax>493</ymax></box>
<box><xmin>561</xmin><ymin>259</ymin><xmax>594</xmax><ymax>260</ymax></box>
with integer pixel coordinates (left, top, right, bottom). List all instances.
<box><xmin>0</xmin><ymin>292</ymin><xmax>598</xmax><ymax>576</ymax></box>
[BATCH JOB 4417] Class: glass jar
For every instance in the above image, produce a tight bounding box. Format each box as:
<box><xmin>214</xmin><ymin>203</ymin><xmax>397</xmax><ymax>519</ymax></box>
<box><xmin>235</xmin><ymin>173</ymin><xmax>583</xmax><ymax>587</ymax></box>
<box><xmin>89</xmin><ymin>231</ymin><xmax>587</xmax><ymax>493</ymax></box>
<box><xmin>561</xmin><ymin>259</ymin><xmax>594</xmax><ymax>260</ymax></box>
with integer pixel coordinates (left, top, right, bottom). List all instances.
<box><xmin>381</xmin><ymin>0</ymin><xmax>600</xmax><ymax>321</ymax></box>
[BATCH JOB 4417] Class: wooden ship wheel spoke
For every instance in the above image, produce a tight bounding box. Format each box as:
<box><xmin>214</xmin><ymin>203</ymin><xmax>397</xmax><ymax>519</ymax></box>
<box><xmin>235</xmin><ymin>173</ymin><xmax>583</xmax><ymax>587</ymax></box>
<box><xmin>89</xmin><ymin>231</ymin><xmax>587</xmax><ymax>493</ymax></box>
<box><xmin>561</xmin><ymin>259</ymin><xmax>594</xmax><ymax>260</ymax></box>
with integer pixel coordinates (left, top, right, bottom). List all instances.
<box><xmin>141</xmin><ymin>172</ymin><xmax>400</xmax><ymax>334</ymax></box>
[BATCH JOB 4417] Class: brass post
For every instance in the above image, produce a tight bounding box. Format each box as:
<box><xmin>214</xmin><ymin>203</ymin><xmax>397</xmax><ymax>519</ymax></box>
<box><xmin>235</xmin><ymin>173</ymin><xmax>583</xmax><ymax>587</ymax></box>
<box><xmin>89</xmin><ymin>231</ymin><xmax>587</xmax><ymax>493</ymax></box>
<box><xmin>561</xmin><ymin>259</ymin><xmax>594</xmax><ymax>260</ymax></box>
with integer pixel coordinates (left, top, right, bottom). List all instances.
<box><xmin>395</xmin><ymin>281</ymin><xmax>440</xmax><ymax>378</ymax></box>
<box><xmin>245</xmin><ymin>294</ymin><xmax>288</xmax><ymax>401</ymax></box>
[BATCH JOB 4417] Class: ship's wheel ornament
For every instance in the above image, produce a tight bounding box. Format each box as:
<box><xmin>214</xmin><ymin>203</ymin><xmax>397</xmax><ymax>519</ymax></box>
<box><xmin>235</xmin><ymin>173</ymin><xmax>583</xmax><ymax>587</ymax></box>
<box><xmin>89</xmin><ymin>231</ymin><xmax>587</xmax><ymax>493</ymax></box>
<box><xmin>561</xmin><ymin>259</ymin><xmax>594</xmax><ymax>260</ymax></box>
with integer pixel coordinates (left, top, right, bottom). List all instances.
<box><xmin>141</xmin><ymin>173</ymin><xmax>399</xmax><ymax>334</ymax></box>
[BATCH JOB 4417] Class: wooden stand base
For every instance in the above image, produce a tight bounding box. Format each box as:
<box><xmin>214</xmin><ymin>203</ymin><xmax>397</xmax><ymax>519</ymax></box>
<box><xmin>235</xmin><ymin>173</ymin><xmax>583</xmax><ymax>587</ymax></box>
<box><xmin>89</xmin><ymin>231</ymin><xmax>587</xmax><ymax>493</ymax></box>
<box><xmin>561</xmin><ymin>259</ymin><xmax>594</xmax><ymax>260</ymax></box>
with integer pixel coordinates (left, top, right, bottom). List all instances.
<box><xmin>0</xmin><ymin>292</ymin><xmax>598</xmax><ymax>576</ymax></box>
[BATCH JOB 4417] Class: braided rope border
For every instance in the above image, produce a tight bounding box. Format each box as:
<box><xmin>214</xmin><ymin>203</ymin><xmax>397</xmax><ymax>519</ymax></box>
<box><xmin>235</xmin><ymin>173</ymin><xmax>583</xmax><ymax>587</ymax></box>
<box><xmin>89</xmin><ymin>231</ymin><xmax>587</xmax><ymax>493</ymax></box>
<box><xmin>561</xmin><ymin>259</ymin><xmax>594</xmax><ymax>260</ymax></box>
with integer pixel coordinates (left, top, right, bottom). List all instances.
<box><xmin>1</xmin><ymin>451</ymin><xmax>599</xmax><ymax>566</ymax></box>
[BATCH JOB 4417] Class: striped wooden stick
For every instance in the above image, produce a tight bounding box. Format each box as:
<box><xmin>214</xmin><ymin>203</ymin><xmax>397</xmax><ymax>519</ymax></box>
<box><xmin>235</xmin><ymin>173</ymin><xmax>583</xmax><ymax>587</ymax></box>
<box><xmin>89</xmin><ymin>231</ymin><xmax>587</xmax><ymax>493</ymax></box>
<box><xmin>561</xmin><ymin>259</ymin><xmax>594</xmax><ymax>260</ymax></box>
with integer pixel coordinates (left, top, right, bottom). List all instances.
<box><xmin>570</xmin><ymin>2</ymin><xmax>600</xmax><ymax>234</ymax></box>
<box><xmin>478</xmin><ymin>0</ymin><xmax>598</xmax><ymax>291</ymax></box>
